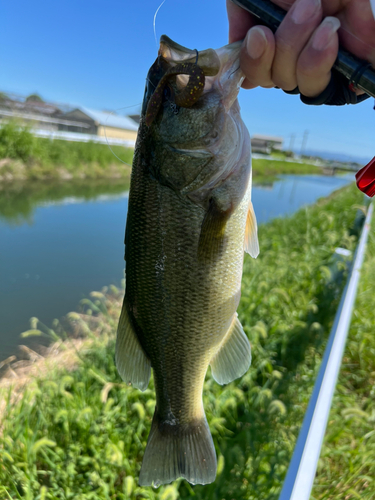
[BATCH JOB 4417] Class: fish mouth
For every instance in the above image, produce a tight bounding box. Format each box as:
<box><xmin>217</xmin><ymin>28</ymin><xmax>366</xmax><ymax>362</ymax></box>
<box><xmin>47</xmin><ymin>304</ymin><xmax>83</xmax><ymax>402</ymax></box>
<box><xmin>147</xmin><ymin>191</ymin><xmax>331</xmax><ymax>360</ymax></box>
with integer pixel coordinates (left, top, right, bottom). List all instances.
<box><xmin>159</xmin><ymin>35</ymin><xmax>244</xmax><ymax>109</ymax></box>
<box><xmin>158</xmin><ymin>35</ymin><xmax>222</xmax><ymax>77</ymax></box>
<box><xmin>142</xmin><ymin>36</ymin><xmax>243</xmax><ymax>125</ymax></box>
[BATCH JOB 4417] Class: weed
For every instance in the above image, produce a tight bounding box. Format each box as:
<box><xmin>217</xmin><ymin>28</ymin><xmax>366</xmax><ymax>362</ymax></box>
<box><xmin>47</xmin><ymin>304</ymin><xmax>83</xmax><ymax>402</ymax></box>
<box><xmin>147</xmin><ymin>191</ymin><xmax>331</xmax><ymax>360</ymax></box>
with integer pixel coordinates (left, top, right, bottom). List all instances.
<box><xmin>0</xmin><ymin>184</ymin><xmax>370</xmax><ymax>499</ymax></box>
<box><xmin>0</xmin><ymin>122</ymin><xmax>133</xmax><ymax>182</ymax></box>
<box><xmin>0</xmin><ymin>122</ymin><xmax>321</xmax><ymax>184</ymax></box>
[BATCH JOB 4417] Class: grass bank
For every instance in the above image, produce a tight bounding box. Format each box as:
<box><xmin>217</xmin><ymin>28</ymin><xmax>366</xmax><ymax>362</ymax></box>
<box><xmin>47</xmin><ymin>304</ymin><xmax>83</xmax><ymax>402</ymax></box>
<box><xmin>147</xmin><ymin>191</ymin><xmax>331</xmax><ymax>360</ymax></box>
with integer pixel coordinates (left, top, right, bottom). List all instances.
<box><xmin>0</xmin><ymin>122</ymin><xmax>132</xmax><ymax>182</ymax></box>
<box><xmin>0</xmin><ymin>122</ymin><xmax>321</xmax><ymax>183</ymax></box>
<box><xmin>0</xmin><ymin>183</ymin><xmax>368</xmax><ymax>499</ymax></box>
<box><xmin>252</xmin><ymin>158</ymin><xmax>321</xmax><ymax>182</ymax></box>
<box><xmin>312</xmin><ymin>204</ymin><xmax>375</xmax><ymax>498</ymax></box>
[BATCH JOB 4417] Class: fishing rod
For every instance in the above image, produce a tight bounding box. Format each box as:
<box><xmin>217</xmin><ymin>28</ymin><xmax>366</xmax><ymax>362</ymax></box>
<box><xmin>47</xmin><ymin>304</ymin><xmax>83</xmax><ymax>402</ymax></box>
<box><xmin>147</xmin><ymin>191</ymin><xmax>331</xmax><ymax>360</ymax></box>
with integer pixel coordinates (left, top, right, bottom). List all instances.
<box><xmin>231</xmin><ymin>0</ymin><xmax>375</xmax><ymax>99</ymax></box>
<box><xmin>231</xmin><ymin>0</ymin><xmax>375</xmax><ymax>196</ymax></box>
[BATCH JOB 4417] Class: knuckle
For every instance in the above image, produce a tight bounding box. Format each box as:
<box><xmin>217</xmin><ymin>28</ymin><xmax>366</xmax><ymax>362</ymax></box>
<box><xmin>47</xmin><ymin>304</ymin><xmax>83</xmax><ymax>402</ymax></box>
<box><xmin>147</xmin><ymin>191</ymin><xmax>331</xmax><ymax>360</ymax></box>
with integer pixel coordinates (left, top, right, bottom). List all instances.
<box><xmin>298</xmin><ymin>76</ymin><xmax>330</xmax><ymax>97</ymax></box>
<box><xmin>297</xmin><ymin>60</ymin><xmax>317</xmax><ymax>79</ymax></box>
<box><xmin>242</xmin><ymin>67</ymin><xmax>274</xmax><ymax>89</ymax></box>
<box><xmin>261</xmin><ymin>82</ymin><xmax>275</xmax><ymax>89</ymax></box>
<box><xmin>272</xmin><ymin>72</ymin><xmax>297</xmax><ymax>92</ymax></box>
<box><xmin>275</xmin><ymin>31</ymin><xmax>303</xmax><ymax>57</ymax></box>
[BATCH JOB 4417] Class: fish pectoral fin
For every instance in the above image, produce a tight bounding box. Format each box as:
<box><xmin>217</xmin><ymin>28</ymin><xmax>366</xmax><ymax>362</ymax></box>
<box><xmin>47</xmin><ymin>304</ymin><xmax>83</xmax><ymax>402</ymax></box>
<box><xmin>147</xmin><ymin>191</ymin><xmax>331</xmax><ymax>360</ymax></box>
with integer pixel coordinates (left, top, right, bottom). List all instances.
<box><xmin>115</xmin><ymin>300</ymin><xmax>151</xmax><ymax>392</ymax></box>
<box><xmin>198</xmin><ymin>198</ymin><xmax>231</xmax><ymax>262</ymax></box>
<box><xmin>244</xmin><ymin>201</ymin><xmax>259</xmax><ymax>258</ymax></box>
<box><xmin>210</xmin><ymin>313</ymin><xmax>251</xmax><ymax>385</ymax></box>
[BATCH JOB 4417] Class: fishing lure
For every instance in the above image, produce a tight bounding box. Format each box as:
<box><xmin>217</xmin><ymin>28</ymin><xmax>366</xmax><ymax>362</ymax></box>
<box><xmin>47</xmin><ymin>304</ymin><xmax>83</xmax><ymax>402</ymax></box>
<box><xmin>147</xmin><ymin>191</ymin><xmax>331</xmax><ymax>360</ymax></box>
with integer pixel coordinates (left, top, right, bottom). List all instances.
<box><xmin>145</xmin><ymin>61</ymin><xmax>205</xmax><ymax>126</ymax></box>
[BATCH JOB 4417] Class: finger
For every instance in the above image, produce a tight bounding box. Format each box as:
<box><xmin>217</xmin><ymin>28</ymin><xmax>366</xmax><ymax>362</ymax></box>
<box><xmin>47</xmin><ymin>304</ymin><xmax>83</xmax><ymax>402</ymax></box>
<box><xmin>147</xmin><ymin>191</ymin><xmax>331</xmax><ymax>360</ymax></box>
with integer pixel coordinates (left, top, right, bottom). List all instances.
<box><xmin>272</xmin><ymin>0</ymin><xmax>323</xmax><ymax>91</ymax></box>
<box><xmin>226</xmin><ymin>0</ymin><xmax>255</xmax><ymax>43</ymax></box>
<box><xmin>336</xmin><ymin>0</ymin><xmax>375</xmax><ymax>67</ymax></box>
<box><xmin>271</xmin><ymin>0</ymin><xmax>346</xmax><ymax>16</ymax></box>
<box><xmin>240</xmin><ymin>26</ymin><xmax>276</xmax><ymax>89</ymax></box>
<box><xmin>297</xmin><ymin>17</ymin><xmax>340</xmax><ymax>97</ymax></box>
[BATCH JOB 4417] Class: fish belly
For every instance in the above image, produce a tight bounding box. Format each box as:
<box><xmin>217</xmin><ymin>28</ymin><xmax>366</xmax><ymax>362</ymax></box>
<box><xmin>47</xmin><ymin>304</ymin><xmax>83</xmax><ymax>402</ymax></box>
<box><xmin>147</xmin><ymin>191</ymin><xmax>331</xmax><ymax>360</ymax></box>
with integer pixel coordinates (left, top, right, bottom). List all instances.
<box><xmin>126</xmin><ymin>166</ymin><xmax>245</xmax><ymax>416</ymax></box>
<box><xmin>121</xmin><ymin>155</ymin><xmax>249</xmax><ymax>486</ymax></box>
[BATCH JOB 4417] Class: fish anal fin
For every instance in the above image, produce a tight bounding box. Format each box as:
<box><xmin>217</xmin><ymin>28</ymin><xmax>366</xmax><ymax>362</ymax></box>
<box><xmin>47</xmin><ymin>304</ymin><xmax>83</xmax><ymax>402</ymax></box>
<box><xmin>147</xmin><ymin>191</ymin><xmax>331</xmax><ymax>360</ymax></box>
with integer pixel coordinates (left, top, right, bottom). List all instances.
<box><xmin>139</xmin><ymin>411</ymin><xmax>217</xmax><ymax>486</ymax></box>
<box><xmin>210</xmin><ymin>313</ymin><xmax>251</xmax><ymax>385</ymax></box>
<box><xmin>198</xmin><ymin>198</ymin><xmax>231</xmax><ymax>262</ymax></box>
<box><xmin>244</xmin><ymin>201</ymin><xmax>259</xmax><ymax>258</ymax></box>
<box><xmin>115</xmin><ymin>300</ymin><xmax>151</xmax><ymax>392</ymax></box>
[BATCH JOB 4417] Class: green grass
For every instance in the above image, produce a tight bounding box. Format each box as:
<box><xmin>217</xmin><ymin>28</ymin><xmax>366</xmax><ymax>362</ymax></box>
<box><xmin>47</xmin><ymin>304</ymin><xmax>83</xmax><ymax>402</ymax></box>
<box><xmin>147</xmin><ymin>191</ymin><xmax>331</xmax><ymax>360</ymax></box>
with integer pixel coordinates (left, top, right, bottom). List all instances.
<box><xmin>0</xmin><ymin>122</ymin><xmax>132</xmax><ymax>182</ymax></box>
<box><xmin>0</xmin><ymin>122</ymin><xmax>321</xmax><ymax>184</ymax></box>
<box><xmin>312</xmin><ymin>206</ymin><xmax>375</xmax><ymax>499</ymax></box>
<box><xmin>0</xmin><ymin>182</ymin><xmax>369</xmax><ymax>498</ymax></box>
<box><xmin>252</xmin><ymin>158</ymin><xmax>321</xmax><ymax>183</ymax></box>
<box><xmin>269</xmin><ymin>150</ymin><xmax>294</xmax><ymax>160</ymax></box>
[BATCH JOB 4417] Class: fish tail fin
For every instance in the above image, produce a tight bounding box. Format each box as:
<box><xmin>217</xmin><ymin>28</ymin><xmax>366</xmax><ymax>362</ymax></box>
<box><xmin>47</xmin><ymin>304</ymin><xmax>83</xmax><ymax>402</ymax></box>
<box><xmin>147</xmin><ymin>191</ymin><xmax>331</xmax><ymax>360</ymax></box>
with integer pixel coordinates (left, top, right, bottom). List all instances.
<box><xmin>138</xmin><ymin>410</ymin><xmax>217</xmax><ymax>487</ymax></box>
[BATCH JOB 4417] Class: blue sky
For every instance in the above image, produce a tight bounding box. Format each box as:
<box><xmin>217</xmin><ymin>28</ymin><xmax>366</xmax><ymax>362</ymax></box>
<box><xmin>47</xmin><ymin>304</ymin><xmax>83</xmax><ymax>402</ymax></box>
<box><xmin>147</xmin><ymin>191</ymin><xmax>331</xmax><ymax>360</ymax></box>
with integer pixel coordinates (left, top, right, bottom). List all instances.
<box><xmin>1</xmin><ymin>0</ymin><xmax>374</xmax><ymax>161</ymax></box>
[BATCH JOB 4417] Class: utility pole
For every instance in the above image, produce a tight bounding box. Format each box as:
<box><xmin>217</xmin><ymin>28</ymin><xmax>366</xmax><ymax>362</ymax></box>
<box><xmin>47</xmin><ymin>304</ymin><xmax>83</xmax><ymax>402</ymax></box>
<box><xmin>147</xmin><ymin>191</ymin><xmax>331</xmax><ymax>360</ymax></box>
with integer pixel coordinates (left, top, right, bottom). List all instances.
<box><xmin>301</xmin><ymin>130</ymin><xmax>309</xmax><ymax>156</ymax></box>
<box><xmin>289</xmin><ymin>134</ymin><xmax>295</xmax><ymax>152</ymax></box>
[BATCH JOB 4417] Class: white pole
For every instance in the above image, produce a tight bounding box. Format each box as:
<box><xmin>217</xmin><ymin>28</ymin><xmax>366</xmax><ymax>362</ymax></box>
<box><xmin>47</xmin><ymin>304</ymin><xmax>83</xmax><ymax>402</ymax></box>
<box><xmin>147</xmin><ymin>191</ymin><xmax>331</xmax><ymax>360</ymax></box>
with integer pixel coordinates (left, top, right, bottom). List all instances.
<box><xmin>279</xmin><ymin>201</ymin><xmax>373</xmax><ymax>500</ymax></box>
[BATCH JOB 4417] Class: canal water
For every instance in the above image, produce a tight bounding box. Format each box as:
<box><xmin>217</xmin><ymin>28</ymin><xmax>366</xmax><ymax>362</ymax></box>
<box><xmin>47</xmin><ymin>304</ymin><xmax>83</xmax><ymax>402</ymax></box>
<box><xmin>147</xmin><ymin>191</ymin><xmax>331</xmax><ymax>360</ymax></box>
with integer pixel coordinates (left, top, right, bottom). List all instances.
<box><xmin>0</xmin><ymin>174</ymin><xmax>352</xmax><ymax>362</ymax></box>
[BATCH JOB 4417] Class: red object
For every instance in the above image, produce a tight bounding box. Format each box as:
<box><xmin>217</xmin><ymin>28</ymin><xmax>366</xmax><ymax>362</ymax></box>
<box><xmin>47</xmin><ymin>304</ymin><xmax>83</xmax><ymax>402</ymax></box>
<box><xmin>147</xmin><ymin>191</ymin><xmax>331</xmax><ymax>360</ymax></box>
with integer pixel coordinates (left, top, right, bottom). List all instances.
<box><xmin>356</xmin><ymin>157</ymin><xmax>375</xmax><ymax>197</ymax></box>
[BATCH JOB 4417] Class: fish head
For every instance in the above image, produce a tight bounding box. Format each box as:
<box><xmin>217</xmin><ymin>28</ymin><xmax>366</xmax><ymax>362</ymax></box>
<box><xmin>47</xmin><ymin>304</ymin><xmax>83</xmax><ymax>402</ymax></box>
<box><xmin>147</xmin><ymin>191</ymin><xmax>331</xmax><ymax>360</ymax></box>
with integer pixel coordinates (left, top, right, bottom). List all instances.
<box><xmin>156</xmin><ymin>34</ymin><xmax>244</xmax><ymax>105</ymax></box>
<box><xmin>139</xmin><ymin>36</ymin><xmax>250</xmax><ymax>197</ymax></box>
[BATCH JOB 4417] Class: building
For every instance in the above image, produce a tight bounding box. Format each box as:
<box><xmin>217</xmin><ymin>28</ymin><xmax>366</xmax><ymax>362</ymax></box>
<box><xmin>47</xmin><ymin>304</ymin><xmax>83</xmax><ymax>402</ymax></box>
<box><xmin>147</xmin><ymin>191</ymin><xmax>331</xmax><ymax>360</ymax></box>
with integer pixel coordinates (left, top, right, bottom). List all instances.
<box><xmin>61</xmin><ymin>107</ymin><xmax>138</xmax><ymax>142</ymax></box>
<box><xmin>0</xmin><ymin>92</ymin><xmax>139</xmax><ymax>146</ymax></box>
<box><xmin>0</xmin><ymin>93</ymin><xmax>89</xmax><ymax>133</ymax></box>
<box><xmin>251</xmin><ymin>134</ymin><xmax>283</xmax><ymax>154</ymax></box>
<box><xmin>128</xmin><ymin>114</ymin><xmax>140</xmax><ymax>124</ymax></box>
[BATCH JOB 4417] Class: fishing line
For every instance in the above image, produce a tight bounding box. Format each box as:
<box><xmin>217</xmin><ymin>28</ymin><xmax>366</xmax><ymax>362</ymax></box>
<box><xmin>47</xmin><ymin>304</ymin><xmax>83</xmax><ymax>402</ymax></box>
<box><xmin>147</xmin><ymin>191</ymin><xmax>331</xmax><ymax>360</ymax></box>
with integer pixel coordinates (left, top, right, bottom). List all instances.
<box><xmin>228</xmin><ymin>65</ymin><xmax>241</xmax><ymax>79</ymax></box>
<box><xmin>103</xmin><ymin>74</ymin><xmax>176</xmax><ymax>166</ymax></box>
<box><xmin>339</xmin><ymin>25</ymin><xmax>375</xmax><ymax>51</ymax></box>
<box><xmin>307</xmin><ymin>132</ymin><xmax>373</xmax><ymax>150</ymax></box>
<box><xmin>103</xmin><ymin>74</ymin><xmax>161</xmax><ymax>166</ymax></box>
<box><xmin>153</xmin><ymin>0</ymin><xmax>166</xmax><ymax>48</ymax></box>
<box><xmin>103</xmin><ymin>104</ymin><xmax>141</xmax><ymax>166</ymax></box>
<box><xmin>273</xmin><ymin>0</ymin><xmax>294</xmax><ymax>9</ymax></box>
<box><xmin>104</xmin><ymin>0</ymin><xmax>169</xmax><ymax>165</ymax></box>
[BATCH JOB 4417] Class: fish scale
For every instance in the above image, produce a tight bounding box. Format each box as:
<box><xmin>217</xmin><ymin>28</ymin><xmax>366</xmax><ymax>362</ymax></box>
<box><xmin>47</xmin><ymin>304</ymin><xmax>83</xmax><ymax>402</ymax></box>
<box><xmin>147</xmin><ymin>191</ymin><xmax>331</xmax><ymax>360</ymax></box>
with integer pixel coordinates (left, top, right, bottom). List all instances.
<box><xmin>127</xmin><ymin>176</ymin><xmax>243</xmax><ymax>419</ymax></box>
<box><xmin>115</xmin><ymin>35</ymin><xmax>259</xmax><ymax>486</ymax></box>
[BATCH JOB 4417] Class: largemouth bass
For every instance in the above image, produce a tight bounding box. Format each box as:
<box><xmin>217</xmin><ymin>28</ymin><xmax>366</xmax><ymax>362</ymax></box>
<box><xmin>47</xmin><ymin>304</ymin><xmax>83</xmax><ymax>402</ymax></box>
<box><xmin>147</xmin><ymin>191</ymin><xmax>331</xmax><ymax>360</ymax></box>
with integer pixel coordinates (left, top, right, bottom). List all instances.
<box><xmin>116</xmin><ymin>35</ymin><xmax>259</xmax><ymax>487</ymax></box>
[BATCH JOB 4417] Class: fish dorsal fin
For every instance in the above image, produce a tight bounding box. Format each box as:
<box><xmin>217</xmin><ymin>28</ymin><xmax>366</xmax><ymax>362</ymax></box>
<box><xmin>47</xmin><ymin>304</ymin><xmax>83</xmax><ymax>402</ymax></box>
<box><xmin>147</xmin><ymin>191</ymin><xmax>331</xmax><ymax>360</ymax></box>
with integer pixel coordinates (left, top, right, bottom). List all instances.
<box><xmin>210</xmin><ymin>313</ymin><xmax>251</xmax><ymax>385</ymax></box>
<box><xmin>244</xmin><ymin>201</ymin><xmax>259</xmax><ymax>258</ymax></box>
<box><xmin>115</xmin><ymin>300</ymin><xmax>151</xmax><ymax>392</ymax></box>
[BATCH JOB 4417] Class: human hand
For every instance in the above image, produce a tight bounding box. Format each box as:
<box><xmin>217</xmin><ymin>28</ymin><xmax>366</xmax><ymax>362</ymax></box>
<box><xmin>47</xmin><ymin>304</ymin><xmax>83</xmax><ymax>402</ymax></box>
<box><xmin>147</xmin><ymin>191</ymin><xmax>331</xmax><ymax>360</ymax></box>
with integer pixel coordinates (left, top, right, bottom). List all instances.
<box><xmin>227</xmin><ymin>0</ymin><xmax>375</xmax><ymax>98</ymax></box>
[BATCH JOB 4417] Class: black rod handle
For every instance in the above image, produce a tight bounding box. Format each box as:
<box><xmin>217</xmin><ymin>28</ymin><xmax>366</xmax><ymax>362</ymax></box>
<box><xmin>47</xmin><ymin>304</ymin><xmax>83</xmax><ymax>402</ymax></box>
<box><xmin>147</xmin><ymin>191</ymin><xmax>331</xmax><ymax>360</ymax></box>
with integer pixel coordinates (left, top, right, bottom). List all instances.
<box><xmin>231</xmin><ymin>0</ymin><xmax>375</xmax><ymax>98</ymax></box>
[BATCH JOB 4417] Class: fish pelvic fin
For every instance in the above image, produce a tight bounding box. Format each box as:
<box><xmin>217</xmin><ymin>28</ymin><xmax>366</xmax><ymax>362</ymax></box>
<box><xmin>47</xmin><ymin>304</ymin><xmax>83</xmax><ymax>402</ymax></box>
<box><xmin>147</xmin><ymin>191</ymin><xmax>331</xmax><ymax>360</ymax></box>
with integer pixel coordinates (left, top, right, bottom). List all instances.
<box><xmin>244</xmin><ymin>201</ymin><xmax>259</xmax><ymax>258</ymax></box>
<box><xmin>210</xmin><ymin>313</ymin><xmax>251</xmax><ymax>385</ymax></box>
<box><xmin>138</xmin><ymin>411</ymin><xmax>217</xmax><ymax>487</ymax></box>
<box><xmin>115</xmin><ymin>299</ymin><xmax>151</xmax><ymax>392</ymax></box>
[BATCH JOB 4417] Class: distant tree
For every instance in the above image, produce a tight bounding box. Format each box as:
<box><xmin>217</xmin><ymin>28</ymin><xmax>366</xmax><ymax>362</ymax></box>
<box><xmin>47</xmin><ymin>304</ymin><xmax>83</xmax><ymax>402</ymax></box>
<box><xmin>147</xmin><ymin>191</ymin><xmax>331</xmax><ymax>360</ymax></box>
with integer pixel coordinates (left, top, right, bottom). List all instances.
<box><xmin>25</xmin><ymin>93</ymin><xmax>44</xmax><ymax>103</ymax></box>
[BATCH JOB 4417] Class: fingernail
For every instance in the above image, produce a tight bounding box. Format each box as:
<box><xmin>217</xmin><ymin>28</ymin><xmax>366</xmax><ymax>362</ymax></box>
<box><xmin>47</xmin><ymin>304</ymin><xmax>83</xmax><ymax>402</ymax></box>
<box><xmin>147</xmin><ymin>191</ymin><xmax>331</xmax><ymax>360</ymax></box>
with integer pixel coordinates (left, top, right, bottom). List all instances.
<box><xmin>312</xmin><ymin>17</ymin><xmax>341</xmax><ymax>51</ymax></box>
<box><xmin>291</xmin><ymin>0</ymin><xmax>321</xmax><ymax>24</ymax></box>
<box><xmin>246</xmin><ymin>27</ymin><xmax>267</xmax><ymax>59</ymax></box>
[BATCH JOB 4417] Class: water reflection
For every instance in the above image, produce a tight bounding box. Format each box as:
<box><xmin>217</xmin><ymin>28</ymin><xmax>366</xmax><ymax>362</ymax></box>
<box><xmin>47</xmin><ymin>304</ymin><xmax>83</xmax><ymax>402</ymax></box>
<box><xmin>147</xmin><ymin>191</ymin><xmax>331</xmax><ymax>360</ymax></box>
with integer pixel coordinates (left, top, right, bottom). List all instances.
<box><xmin>252</xmin><ymin>174</ymin><xmax>353</xmax><ymax>223</ymax></box>
<box><xmin>0</xmin><ymin>180</ymin><xmax>130</xmax><ymax>361</ymax></box>
<box><xmin>0</xmin><ymin>178</ymin><xmax>131</xmax><ymax>225</ymax></box>
<box><xmin>0</xmin><ymin>174</ymin><xmax>353</xmax><ymax>362</ymax></box>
